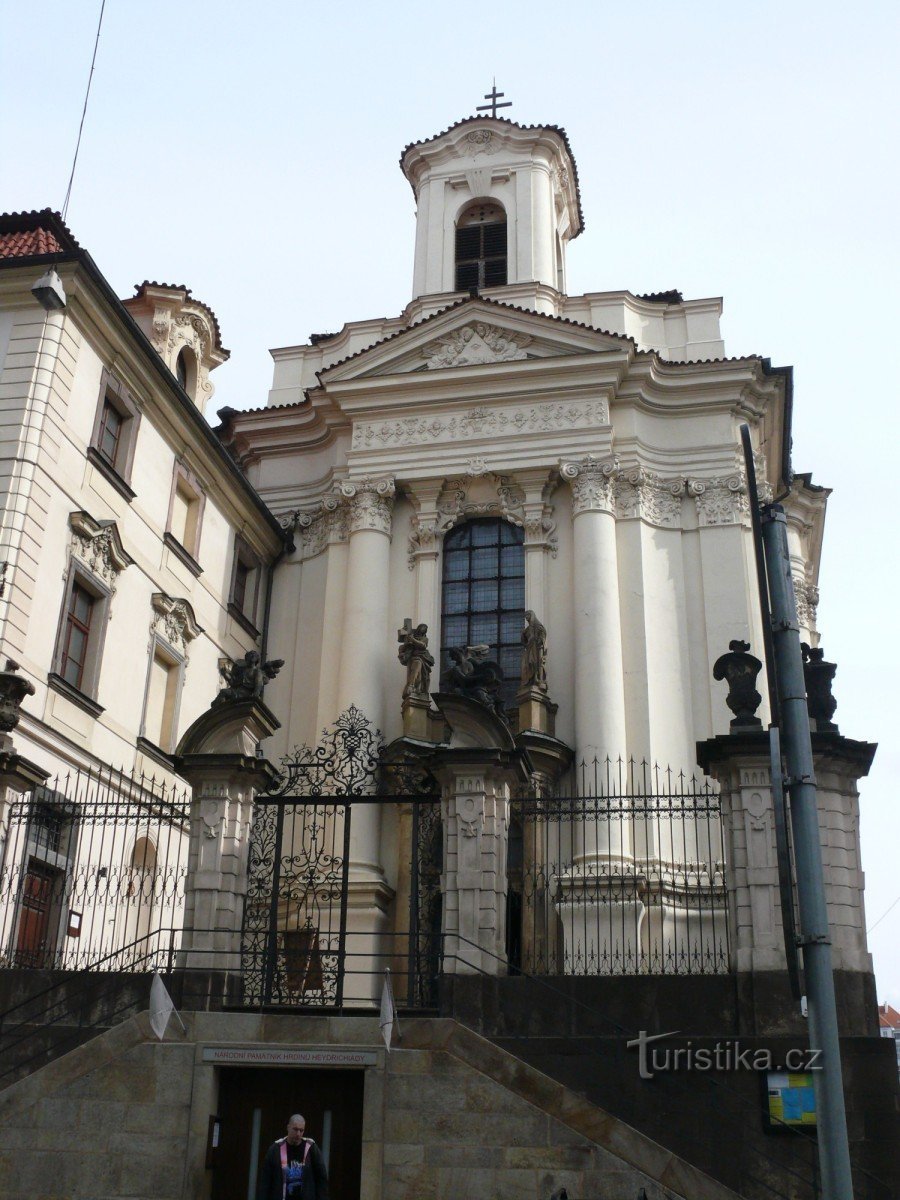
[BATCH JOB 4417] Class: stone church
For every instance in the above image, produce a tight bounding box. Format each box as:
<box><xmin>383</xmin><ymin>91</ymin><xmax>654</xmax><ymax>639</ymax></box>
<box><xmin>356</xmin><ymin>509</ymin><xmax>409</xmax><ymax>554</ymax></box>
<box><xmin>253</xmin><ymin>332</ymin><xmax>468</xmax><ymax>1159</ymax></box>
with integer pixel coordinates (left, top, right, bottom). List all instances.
<box><xmin>0</xmin><ymin>114</ymin><xmax>895</xmax><ymax>1200</ymax></box>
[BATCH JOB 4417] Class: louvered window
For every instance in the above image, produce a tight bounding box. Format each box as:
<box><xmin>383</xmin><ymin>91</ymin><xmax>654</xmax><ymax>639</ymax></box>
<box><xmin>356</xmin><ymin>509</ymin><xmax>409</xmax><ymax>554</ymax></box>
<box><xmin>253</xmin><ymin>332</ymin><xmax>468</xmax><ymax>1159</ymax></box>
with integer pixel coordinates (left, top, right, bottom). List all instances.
<box><xmin>455</xmin><ymin>203</ymin><xmax>507</xmax><ymax>291</ymax></box>
<box><xmin>441</xmin><ymin>518</ymin><xmax>524</xmax><ymax>711</ymax></box>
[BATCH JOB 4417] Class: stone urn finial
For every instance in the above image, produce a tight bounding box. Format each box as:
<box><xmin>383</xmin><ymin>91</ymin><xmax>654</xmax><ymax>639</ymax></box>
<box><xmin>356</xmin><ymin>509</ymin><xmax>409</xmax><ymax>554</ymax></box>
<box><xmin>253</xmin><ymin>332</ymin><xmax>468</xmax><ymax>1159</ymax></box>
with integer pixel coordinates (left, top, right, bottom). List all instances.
<box><xmin>802</xmin><ymin>643</ymin><xmax>838</xmax><ymax>732</ymax></box>
<box><xmin>712</xmin><ymin>639</ymin><xmax>763</xmax><ymax>730</ymax></box>
<box><xmin>0</xmin><ymin>659</ymin><xmax>36</xmax><ymax>733</ymax></box>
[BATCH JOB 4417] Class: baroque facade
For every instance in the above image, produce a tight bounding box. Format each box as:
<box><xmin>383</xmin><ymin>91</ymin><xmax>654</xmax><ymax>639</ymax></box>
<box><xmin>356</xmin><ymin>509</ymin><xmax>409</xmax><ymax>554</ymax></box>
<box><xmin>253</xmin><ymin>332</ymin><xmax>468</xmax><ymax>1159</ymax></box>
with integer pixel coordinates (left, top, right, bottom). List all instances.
<box><xmin>0</xmin><ymin>117</ymin><xmax>894</xmax><ymax>1200</ymax></box>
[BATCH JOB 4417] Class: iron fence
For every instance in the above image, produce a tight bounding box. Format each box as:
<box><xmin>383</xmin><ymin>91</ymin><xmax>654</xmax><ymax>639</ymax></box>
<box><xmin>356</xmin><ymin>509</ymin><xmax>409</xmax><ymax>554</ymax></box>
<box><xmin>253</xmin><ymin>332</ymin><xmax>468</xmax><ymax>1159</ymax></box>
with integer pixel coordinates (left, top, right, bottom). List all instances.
<box><xmin>0</xmin><ymin>763</ymin><xmax>189</xmax><ymax>970</ymax></box>
<box><xmin>509</xmin><ymin>758</ymin><xmax>729</xmax><ymax>975</ymax></box>
<box><xmin>241</xmin><ymin>706</ymin><xmax>443</xmax><ymax>1009</ymax></box>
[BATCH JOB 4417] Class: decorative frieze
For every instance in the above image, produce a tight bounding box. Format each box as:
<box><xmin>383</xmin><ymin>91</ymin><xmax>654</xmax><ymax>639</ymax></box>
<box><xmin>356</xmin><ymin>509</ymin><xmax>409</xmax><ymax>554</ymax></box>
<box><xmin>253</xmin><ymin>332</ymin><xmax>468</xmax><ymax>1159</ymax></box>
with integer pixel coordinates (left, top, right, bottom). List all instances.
<box><xmin>150</xmin><ymin>592</ymin><xmax>203</xmax><ymax>656</ymax></box>
<box><xmin>68</xmin><ymin>510</ymin><xmax>133</xmax><ymax>590</ymax></box>
<box><xmin>350</xmin><ymin>398</ymin><xmax>609</xmax><ymax>450</ymax></box>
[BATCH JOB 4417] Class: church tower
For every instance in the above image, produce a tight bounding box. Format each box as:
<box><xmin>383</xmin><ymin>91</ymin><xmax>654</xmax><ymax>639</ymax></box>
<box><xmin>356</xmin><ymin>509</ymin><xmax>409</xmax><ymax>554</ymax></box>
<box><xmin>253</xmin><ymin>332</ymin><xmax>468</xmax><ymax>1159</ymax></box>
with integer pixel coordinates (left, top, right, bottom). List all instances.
<box><xmin>401</xmin><ymin>117</ymin><xmax>582</xmax><ymax>314</ymax></box>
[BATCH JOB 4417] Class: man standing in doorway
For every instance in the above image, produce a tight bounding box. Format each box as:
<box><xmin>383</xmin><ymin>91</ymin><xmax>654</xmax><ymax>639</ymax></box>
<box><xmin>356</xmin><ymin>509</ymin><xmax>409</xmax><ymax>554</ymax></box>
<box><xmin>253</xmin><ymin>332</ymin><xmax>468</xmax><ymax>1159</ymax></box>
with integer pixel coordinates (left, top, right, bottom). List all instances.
<box><xmin>258</xmin><ymin>1113</ymin><xmax>329</xmax><ymax>1200</ymax></box>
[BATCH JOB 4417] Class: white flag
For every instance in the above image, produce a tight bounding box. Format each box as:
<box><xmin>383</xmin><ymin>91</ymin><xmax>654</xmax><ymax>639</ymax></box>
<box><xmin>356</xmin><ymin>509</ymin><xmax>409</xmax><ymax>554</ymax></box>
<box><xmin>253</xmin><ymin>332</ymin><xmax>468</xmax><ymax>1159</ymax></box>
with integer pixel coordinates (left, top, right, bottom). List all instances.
<box><xmin>380</xmin><ymin>969</ymin><xmax>397</xmax><ymax>1052</ymax></box>
<box><xmin>149</xmin><ymin>972</ymin><xmax>177</xmax><ymax>1040</ymax></box>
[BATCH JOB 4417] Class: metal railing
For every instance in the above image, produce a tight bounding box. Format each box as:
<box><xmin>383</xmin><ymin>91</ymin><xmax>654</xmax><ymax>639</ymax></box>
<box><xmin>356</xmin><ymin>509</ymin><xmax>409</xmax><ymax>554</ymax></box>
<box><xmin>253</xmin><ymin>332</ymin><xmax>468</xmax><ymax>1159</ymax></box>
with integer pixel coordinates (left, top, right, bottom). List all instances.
<box><xmin>511</xmin><ymin>758</ymin><xmax>728</xmax><ymax>976</ymax></box>
<box><xmin>0</xmin><ymin>764</ymin><xmax>189</xmax><ymax>970</ymax></box>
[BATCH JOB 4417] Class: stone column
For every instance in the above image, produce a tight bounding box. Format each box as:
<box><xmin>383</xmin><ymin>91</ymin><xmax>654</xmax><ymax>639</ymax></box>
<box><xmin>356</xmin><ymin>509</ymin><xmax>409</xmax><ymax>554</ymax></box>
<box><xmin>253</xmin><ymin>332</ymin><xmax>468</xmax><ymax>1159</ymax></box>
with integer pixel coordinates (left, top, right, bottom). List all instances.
<box><xmin>175</xmin><ymin>698</ymin><xmax>280</xmax><ymax>977</ymax></box>
<box><xmin>556</xmin><ymin>458</ymin><xmax>641</xmax><ymax>972</ymax></box>
<box><xmin>334</xmin><ymin>476</ymin><xmax>395</xmax><ymax>880</ymax></box>
<box><xmin>559</xmin><ymin>457</ymin><xmax>627</xmax><ymax>768</ymax></box>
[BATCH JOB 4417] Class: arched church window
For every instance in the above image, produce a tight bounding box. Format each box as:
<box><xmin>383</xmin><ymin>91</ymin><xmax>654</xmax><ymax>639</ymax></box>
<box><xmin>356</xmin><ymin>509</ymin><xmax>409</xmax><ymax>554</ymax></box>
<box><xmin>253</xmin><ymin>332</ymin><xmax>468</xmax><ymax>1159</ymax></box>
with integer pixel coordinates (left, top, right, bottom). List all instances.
<box><xmin>440</xmin><ymin>518</ymin><xmax>524</xmax><ymax>710</ymax></box>
<box><xmin>455</xmin><ymin>203</ymin><xmax>507</xmax><ymax>291</ymax></box>
<box><xmin>176</xmin><ymin>349</ymin><xmax>189</xmax><ymax>390</ymax></box>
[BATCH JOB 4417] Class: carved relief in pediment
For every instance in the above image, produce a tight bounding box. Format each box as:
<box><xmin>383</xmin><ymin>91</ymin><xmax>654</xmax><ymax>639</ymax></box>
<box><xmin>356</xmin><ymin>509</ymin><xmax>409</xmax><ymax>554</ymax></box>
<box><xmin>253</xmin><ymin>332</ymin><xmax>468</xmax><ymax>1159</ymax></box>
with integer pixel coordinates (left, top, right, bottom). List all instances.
<box><xmin>422</xmin><ymin>323</ymin><xmax>531</xmax><ymax>370</ymax></box>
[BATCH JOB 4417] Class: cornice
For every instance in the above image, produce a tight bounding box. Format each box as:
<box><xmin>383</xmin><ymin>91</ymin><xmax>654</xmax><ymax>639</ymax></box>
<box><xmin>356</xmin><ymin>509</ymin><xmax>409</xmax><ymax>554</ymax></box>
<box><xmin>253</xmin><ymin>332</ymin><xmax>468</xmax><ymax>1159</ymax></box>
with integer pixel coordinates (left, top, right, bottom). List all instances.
<box><xmin>1</xmin><ymin>257</ymin><xmax>284</xmax><ymax>554</ymax></box>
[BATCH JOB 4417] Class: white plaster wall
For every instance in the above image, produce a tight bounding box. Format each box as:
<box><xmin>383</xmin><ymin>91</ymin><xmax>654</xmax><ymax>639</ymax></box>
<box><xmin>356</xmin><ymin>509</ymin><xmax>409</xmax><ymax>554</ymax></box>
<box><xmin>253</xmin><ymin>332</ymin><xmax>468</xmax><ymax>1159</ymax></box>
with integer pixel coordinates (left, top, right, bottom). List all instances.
<box><xmin>0</xmin><ymin>293</ymin><xmax>276</xmax><ymax>787</ymax></box>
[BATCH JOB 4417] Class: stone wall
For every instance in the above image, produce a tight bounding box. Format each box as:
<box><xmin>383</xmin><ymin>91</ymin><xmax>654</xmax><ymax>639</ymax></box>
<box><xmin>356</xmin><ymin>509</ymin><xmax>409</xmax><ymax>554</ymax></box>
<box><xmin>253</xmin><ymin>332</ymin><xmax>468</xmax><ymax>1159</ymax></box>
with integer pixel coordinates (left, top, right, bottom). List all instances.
<box><xmin>0</xmin><ymin>1010</ymin><xmax>739</xmax><ymax>1200</ymax></box>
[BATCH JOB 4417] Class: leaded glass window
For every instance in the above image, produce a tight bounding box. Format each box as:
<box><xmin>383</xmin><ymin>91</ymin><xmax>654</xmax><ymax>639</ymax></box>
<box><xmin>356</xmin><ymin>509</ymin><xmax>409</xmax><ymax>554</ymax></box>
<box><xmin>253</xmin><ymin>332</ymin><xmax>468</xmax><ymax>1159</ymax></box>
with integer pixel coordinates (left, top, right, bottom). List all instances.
<box><xmin>440</xmin><ymin>519</ymin><xmax>525</xmax><ymax>710</ymax></box>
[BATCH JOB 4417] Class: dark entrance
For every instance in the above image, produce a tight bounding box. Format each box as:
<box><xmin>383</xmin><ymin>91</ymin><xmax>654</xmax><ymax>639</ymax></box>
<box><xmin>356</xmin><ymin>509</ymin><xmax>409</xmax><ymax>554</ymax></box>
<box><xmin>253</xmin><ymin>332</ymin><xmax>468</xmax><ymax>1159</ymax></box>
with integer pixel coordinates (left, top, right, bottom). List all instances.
<box><xmin>213</xmin><ymin>1067</ymin><xmax>364</xmax><ymax>1200</ymax></box>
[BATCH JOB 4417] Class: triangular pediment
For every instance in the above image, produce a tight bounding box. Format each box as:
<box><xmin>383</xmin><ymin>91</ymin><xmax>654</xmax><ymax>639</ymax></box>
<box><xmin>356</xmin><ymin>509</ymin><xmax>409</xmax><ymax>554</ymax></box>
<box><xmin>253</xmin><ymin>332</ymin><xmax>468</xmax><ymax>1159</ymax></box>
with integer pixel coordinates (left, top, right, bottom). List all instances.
<box><xmin>318</xmin><ymin>298</ymin><xmax>633</xmax><ymax>383</ymax></box>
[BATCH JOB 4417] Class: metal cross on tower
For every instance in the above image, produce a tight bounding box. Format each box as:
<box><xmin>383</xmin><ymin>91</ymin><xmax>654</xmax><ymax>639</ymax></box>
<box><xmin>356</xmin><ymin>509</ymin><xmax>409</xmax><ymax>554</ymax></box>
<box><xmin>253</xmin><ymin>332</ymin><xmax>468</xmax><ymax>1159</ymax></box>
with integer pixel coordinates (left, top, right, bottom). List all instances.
<box><xmin>476</xmin><ymin>83</ymin><xmax>512</xmax><ymax>118</ymax></box>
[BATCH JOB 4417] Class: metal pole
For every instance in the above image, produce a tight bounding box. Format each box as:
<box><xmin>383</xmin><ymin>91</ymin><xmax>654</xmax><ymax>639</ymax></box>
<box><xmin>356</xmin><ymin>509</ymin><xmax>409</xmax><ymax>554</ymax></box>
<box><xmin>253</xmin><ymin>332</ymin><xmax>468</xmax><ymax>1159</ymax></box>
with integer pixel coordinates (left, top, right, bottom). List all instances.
<box><xmin>760</xmin><ymin>504</ymin><xmax>853</xmax><ymax>1200</ymax></box>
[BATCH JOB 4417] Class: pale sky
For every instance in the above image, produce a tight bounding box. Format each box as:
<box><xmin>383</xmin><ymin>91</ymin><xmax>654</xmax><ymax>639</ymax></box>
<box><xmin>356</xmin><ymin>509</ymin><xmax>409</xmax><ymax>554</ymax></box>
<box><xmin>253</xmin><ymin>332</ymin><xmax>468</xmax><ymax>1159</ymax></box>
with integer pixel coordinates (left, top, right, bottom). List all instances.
<box><xmin>2</xmin><ymin>0</ymin><xmax>898</xmax><ymax>1000</ymax></box>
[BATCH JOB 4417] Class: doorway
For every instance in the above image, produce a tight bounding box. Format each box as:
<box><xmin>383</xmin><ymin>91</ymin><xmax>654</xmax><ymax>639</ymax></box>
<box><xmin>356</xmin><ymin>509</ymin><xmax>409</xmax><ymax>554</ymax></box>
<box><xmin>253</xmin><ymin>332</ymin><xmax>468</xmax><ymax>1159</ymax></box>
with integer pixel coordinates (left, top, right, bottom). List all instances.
<box><xmin>212</xmin><ymin>1067</ymin><xmax>365</xmax><ymax>1200</ymax></box>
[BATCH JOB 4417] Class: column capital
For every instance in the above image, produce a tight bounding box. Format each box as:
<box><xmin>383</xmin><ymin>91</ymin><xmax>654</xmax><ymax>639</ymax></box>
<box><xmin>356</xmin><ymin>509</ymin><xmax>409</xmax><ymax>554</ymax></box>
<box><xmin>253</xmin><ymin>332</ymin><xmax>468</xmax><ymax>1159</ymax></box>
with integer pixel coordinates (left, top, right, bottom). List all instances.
<box><xmin>336</xmin><ymin>475</ymin><xmax>396</xmax><ymax>535</ymax></box>
<box><xmin>560</xmin><ymin>455</ymin><xmax>619</xmax><ymax>515</ymax></box>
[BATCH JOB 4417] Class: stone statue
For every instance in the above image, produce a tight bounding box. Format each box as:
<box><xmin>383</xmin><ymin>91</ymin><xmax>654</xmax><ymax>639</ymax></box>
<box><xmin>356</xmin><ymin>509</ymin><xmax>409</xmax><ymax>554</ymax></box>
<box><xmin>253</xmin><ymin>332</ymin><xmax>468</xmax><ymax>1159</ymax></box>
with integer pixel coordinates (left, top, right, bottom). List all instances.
<box><xmin>712</xmin><ymin>639</ymin><xmax>763</xmax><ymax>729</ymax></box>
<box><xmin>397</xmin><ymin>619</ymin><xmax>434</xmax><ymax>699</ymax></box>
<box><xmin>520</xmin><ymin>610</ymin><xmax>548</xmax><ymax>692</ymax></box>
<box><xmin>214</xmin><ymin>650</ymin><xmax>284</xmax><ymax>706</ymax></box>
<box><xmin>0</xmin><ymin>659</ymin><xmax>35</xmax><ymax>733</ymax></box>
<box><xmin>802</xmin><ymin>643</ymin><xmax>838</xmax><ymax>731</ymax></box>
<box><xmin>443</xmin><ymin>644</ymin><xmax>505</xmax><ymax>717</ymax></box>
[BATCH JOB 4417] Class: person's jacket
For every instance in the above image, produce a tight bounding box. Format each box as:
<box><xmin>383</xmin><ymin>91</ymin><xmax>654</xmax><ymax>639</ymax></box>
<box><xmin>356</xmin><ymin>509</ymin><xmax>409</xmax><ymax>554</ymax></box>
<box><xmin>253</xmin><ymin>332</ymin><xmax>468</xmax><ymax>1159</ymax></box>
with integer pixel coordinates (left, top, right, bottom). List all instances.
<box><xmin>257</xmin><ymin>1136</ymin><xmax>329</xmax><ymax>1200</ymax></box>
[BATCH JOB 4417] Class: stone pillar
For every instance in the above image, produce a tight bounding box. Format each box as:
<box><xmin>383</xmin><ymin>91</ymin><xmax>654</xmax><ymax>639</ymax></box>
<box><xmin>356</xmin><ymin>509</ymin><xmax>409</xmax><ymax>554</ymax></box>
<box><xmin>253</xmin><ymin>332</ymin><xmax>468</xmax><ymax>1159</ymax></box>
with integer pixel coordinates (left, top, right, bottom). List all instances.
<box><xmin>696</xmin><ymin>736</ymin><xmax>779</xmax><ymax>975</ymax></box>
<box><xmin>436</xmin><ymin>763</ymin><xmax>512</xmax><ymax>974</ymax></box>
<box><xmin>698</xmin><ymin>731</ymin><xmax>877</xmax><ymax>1034</ymax></box>
<box><xmin>559</xmin><ymin>457</ymin><xmax>627</xmax><ymax>767</ymax></box>
<box><xmin>429</xmin><ymin>694</ymin><xmax>528</xmax><ymax>975</ymax></box>
<box><xmin>175</xmin><ymin>698</ymin><xmax>280</xmax><ymax>974</ymax></box>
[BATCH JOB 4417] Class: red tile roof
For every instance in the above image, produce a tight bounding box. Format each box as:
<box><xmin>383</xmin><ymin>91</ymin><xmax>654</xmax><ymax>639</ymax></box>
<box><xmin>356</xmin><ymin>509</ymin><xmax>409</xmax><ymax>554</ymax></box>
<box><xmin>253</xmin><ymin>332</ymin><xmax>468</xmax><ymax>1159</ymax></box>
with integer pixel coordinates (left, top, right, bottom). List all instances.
<box><xmin>0</xmin><ymin>226</ymin><xmax>63</xmax><ymax>258</ymax></box>
<box><xmin>879</xmin><ymin>1003</ymin><xmax>900</xmax><ymax>1030</ymax></box>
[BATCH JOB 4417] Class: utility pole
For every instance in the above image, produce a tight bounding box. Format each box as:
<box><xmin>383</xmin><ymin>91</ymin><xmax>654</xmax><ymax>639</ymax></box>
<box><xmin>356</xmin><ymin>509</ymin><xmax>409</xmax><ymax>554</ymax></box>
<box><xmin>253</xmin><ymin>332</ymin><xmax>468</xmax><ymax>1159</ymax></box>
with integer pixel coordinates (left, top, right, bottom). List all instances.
<box><xmin>760</xmin><ymin>503</ymin><xmax>853</xmax><ymax>1200</ymax></box>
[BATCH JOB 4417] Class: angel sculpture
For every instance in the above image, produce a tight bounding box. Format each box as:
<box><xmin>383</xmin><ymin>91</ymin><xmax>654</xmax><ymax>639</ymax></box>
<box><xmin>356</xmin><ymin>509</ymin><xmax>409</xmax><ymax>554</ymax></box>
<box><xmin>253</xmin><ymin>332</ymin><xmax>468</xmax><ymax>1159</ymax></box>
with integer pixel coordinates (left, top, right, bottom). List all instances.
<box><xmin>214</xmin><ymin>650</ymin><xmax>284</xmax><ymax>706</ymax></box>
<box><xmin>443</xmin><ymin>644</ymin><xmax>505</xmax><ymax>717</ymax></box>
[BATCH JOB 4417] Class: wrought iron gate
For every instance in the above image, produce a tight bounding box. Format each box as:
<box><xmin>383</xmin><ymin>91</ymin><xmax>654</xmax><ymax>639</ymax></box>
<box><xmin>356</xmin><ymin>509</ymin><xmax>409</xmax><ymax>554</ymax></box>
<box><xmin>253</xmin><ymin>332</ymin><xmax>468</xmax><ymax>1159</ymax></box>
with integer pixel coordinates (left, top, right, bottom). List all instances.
<box><xmin>240</xmin><ymin>707</ymin><xmax>441</xmax><ymax>1008</ymax></box>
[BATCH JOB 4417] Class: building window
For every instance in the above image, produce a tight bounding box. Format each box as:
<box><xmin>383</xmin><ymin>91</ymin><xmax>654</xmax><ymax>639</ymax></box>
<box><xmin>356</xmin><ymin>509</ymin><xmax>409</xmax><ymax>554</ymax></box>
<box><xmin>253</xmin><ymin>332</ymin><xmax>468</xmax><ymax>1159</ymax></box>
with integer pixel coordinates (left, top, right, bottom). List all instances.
<box><xmin>440</xmin><ymin>518</ymin><xmax>525</xmax><ymax>710</ymax></box>
<box><xmin>164</xmin><ymin>462</ymin><xmax>205</xmax><ymax>574</ymax></box>
<box><xmin>229</xmin><ymin>538</ymin><xmax>261</xmax><ymax>636</ymax></box>
<box><xmin>455</xmin><ymin>202</ymin><xmax>508</xmax><ymax>292</ymax></box>
<box><xmin>60</xmin><ymin>580</ymin><xmax>95</xmax><ymax>689</ymax></box>
<box><xmin>88</xmin><ymin>370</ymin><xmax>142</xmax><ymax>500</ymax></box>
<box><xmin>50</xmin><ymin>565</ymin><xmax>111</xmax><ymax>711</ymax></box>
<box><xmin>140</xmin><ymin>641</ymin><xmax>183</xmax><ymax>754</ymax></box>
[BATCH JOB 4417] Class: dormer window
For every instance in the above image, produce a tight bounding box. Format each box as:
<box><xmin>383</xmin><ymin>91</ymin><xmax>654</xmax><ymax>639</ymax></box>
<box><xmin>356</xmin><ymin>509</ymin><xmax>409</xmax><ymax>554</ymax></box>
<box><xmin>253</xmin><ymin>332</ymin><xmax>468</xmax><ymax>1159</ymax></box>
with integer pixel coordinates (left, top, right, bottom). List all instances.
<box><xmin>455</xmin><ymin>203</ymin><xmax>507</xmax><ymax>291</ymax></box>
<box><xmin>176</xmin><ymin>349</ymin><xmax>189</xmax><ymax>390</ymax></box>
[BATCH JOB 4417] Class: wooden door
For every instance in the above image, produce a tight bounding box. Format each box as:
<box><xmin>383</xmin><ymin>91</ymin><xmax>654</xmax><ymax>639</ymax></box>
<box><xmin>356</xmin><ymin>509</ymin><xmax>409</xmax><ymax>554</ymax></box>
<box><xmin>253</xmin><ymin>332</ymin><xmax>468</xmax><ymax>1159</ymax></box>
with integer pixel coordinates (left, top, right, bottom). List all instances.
<box><xmin>213</xmin><ymin>1067</ymin><xmax>365</xmax><ymax>1200</ymax></box>
<box><xmin>15</xmin><ymin>861</ymin><xmax>57</xmax><ymax>967</ymax></box>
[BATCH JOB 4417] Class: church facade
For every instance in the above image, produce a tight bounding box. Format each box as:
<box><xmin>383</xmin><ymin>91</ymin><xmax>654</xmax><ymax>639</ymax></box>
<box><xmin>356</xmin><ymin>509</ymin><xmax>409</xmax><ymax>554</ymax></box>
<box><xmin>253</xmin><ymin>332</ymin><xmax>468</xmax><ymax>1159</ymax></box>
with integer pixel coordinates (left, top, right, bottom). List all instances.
<box><xmin>0</xmin><ymin>117</ymin><xmax>894</xmax><ymax>1200</ymax></box>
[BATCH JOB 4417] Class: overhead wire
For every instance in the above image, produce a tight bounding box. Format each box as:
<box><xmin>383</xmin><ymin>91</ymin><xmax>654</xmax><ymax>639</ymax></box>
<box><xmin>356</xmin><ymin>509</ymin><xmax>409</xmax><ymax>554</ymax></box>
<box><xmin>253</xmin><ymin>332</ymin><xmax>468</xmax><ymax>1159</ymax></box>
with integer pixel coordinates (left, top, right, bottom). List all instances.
<box><xmin>61</xmin><ymin>0</ymin><xmax>108</xmax><ymax>223</ymax></box>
